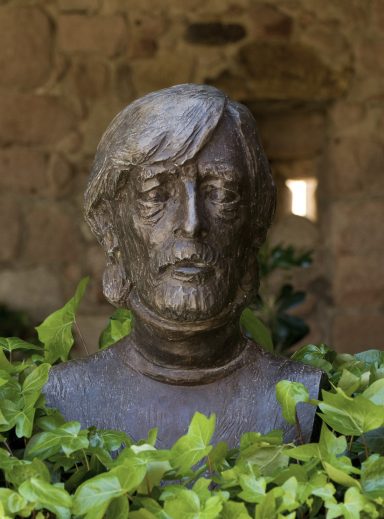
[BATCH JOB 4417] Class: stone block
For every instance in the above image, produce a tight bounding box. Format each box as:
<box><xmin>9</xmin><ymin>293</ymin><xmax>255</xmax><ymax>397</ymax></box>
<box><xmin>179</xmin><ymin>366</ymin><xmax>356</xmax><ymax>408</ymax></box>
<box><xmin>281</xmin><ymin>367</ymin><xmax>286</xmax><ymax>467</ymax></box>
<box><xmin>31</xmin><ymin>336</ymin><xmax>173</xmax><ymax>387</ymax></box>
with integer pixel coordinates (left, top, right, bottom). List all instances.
<box><xmin>0</xmin><ymin>148</ymin><xmax>47</xmax><ymax>194</ymax></box>
<box><xmin>334</xmin><ymin>254</ymin><xmax>384</xmax><ymax>307</ymax></box>
<box><xmin>58</xmin><ymin>14</ymin><xmax>127</xmax><ymax>57</ymax></box>
<box><xmin>185</xmin><ymin>22</ymin><xmax>246</xmax><ymax>45</ymax></box>
<box><xmin>0</xmin><ymin>148</ymin><xmax>72</xmax><ymax>198</ymax></box>
<box><xmin>0</xmin><ymin>197</ymin><xmax>20</xmax><ymax>262</ymax></box>
<box><xmin>212</xmin><ymin>41</ymin><xmax>350</xmax><ymax>102</ymax></box>
<box><xmin>0</xmin><ymin>94</ymin><xmax>76</xmax><ymax>146</ymax></box>
<box><xmin>58</xmin><ymin>0</ymin><xmax>100</xmax><ymax>12</ymax></box>
<box><xmin>132</xmin><ymin>51</ymin><xmax>195</xmax><ymax>96</ymax></box>
<box><xmin>24</xmin><ymin>204</ymin><xmax>81</xmax><ymax>264</ymax></box>
<box><xmin>0</xmin><ymin>6</ymin><xmax>52</xmax><ymax>89</ymax></box>
<box><xmin>269</xmin><ymin>214</ymin><xmax>319</xmax><ymax>250</ymax></box>
<box><xmin>257</xmin><ymin>110</ymin><xmax>326</xmax><ymax>160</ymax></box>
<box><xmin>67</xmin><ymin>58</ymin><xmax>109</xmax><ymax>104</ymax></box>
<box><xmin>0</xmin><ymin>267</ymin><xmax>63</xmax><ymax>321</ymax></box>
<box><xmin>330</xmin><ymin>198</ymin><xmax>384</xmax><ymax>255</ymax></box>
<box><xmin>332</xmin><ymin>312</ymin><xmax>384</xmax><ymax>353</ymax></box>
<box><xmin>248</xmin><ymin>4</ymin><xmax>293</xmax><ymax>39</ymax></box>
<box><xmin>128</xmin><ymin>11</ymin><xmax>166</xmax><ymax>59</ymax></box>
<box><xmin>326</xmin><ymin>137</ymin><xmax>384</xmax><ymax>196</ymax></box>
<box><xmin>273</xmin><ymin>159</ymin><xmax>319</xmax><ymax>180</ymax></box>
<box><xmin>82</xmin><ymin>96</ymin><xmax>126</xmax><ymax>154</ymax></box>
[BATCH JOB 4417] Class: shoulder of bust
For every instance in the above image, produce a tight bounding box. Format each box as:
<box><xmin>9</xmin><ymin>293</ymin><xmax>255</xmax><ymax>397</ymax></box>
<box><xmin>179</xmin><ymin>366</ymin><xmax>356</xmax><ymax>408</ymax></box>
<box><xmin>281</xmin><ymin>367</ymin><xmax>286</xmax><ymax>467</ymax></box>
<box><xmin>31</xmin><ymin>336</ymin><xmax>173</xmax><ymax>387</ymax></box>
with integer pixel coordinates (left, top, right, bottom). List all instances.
<box><xmin>245</xmin><ymin>340</ymin><xmax>326</xmax><ymax>392</ymax></box>
<box><xmin>43</xmin><ymin>338</ymin><xmax>133</xmax><ymax>397</ymax></box>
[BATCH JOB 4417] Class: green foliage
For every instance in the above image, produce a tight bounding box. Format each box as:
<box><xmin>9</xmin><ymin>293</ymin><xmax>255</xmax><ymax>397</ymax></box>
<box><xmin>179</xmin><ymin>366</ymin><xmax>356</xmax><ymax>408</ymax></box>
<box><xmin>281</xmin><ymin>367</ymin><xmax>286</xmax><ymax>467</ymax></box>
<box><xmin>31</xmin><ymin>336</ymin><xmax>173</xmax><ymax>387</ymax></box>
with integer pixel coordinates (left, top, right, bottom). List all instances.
<box><xmin>99</xmin><ymin>309</ymin><xmax>133</xmax><ymax>350</ymax></box>
<box><xmin>239</xmin><ymin>309</ymin><xmax>273</xmax><ymax>352</ymax></box>
<box><xmin>0</xmin><ymin>283</ymin><xmax>383</xmax><ymax>518</ymax></box>
<box><xmin>254</xmin><ymin>244</ymin><xmax>314</xmax><ymax>354</ymax></box>
<box><xmin>36</xmin><ymin>278</ymin><xmax>89</xmax><ymax>364</ymax></box>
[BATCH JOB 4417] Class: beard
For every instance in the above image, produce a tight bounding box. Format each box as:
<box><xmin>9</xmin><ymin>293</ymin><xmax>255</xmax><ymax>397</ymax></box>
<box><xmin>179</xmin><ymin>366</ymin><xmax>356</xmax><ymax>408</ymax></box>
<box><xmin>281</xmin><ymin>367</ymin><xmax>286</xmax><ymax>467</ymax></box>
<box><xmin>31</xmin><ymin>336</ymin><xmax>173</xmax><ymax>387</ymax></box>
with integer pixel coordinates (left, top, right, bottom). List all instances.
<box><xmin>131</xmin><ymin>239</ymin><xmax>240</xmax><ymax>322</ymax></box>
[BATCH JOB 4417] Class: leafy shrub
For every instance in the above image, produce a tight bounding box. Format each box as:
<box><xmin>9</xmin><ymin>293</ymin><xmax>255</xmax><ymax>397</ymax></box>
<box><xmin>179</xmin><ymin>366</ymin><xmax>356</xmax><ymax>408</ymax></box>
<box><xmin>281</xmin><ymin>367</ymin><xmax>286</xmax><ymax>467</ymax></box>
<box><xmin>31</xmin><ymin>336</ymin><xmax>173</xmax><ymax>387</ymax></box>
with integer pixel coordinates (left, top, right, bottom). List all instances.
<box><xmin>253</xmin><ymin>244</ymin><xmax>314</xmax><ymax>355</ymax></box>
<box><xmin>0</xmin><ymin>280</ymin><xmax>383</xmax><ymax>518</ymax></box>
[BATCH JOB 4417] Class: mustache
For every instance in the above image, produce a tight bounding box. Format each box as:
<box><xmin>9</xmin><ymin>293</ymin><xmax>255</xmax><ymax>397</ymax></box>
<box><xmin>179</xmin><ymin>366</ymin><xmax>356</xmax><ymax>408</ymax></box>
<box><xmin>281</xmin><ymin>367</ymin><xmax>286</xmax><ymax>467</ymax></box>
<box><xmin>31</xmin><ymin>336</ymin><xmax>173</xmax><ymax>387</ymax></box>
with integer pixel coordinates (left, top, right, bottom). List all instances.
<box><xmin>150</xmin><ymin>240</ymin><xmax>219</xmax><ymax>274</ymax></box>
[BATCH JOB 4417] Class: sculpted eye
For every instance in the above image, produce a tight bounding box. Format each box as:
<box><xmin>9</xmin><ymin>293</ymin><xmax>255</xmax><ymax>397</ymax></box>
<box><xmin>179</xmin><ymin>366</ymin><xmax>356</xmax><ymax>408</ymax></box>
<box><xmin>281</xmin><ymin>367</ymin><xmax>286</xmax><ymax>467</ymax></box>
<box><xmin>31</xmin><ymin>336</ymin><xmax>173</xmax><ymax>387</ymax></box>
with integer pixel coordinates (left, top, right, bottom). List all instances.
<box><xmin>205</xmin><ymin>185</ymin><xmax>239</xmax><ymax>204</ymax></box>
<box><xmin>140</xmin><ymin>186</ymin><xmax>169</xmax><ymax>203</ymax></box>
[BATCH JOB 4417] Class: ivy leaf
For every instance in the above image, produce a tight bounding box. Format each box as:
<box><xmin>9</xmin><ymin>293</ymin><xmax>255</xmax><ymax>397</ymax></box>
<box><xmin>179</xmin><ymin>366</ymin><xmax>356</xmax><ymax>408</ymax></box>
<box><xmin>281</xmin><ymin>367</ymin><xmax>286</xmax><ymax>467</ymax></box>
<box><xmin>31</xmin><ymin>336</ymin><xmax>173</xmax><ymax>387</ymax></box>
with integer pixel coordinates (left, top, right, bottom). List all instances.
<box><xmin>170</xmin><ymin>412</ymin><xmax>215</xmax><ymax>474</ymax></box>
<box><xmin>111</xmin><ymin>456</ymin><xmax>148</xmax><ymax>493</ymax></box>
<box><xmin>22</xmin><ymin>363</ymin><xmax>51</xmax><ymax>409</ymax></box>
<box><xmin>36</xmin><ymin>277</ymin><xmax>89</xmax><ymax>364</ymax></box>
<box><xmin>25</xmin><ymin>421</ymin><xmax>89</xmax><ymax>460</ymax></box>
<box><xmin>276</xmin><ymin>380</ymin><xmax>310</xmax><ymax>425</ymax></box>
<box><xmin>19</xmin><ymin>478</ymin><xmax>72</xmax><ymax>519</ymax></box>
<box><xmin>5</xmin><ymin>458</ymin><xmax>50</xmax><ymax>487</ymax></box>
<box><xmin>105</xmin><ymin>495</ymin><xmax>129</xmax><ymax>519</ymax></box>
<box><xmin>73</xmin><ymin>473</ymin><xmax>124</xmax><ymax>518</ymax></box>
<box><xmin>361</xmin><ymin>454</ymin><xmax>384</xmax><ymax>499</ymax></box>
<box><xmin>99</xmin><ymin>309</ymin><xmax>133</xmax><ymax>350</ymax></box>
<box><xmin>362</xmin><ymin>378</ymin><xmax>384</xmax><ymax>406</ymax></box>
<box><xmin>240</xmin><ymin>308</ymin><xmax>273</xmax><ymax>352</ymax></box>
<box><xmin>0</xmin><ymin>337</ymin><xmax>43</xmax><ymax>353</ymax></box>
<box><xmin>319</xmin><ymin>388</ymin><xmax>384</xmax><ymax>436</ymax></box>
<box><xmin>325</xmin><ymin>487</ymin><xmax>368</xmax><ymax>519</ymax></box>
<box><xmin>337</xmin><ymin>369</ymin><xmax>361</xmax><ymax>396</ymax></box>
<box><xmin>0</xmin><ymin>488</ymin><xmax>29</xmax><ymax>516</ymax></box>
<box><xmin>323</xmin><ymin>462</ymin><xmax>361</xmax><ymax>489</ymax></box>
<box><xmin>221</xmin><ymin>501</ymin><xmax>252</xmax><ymax>519</ymax></box>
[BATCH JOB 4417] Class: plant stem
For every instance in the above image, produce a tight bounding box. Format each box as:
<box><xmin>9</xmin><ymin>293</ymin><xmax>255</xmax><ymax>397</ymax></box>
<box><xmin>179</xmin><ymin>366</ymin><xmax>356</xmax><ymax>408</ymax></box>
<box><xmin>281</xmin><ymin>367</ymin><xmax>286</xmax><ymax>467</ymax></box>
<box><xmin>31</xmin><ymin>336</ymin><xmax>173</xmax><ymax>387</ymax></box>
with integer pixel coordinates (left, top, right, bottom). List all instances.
<box><xmin>348</xmin><ymin>435</ymin><xmax>354</xmax><ymax>453</ymax></box>
<box><xmin>82</xmin><ymin>449</ymin><xmax>90</xmax><ymax>471</ymax></box>
<box><xmin>75</xmin><ymin>320</ymin><xmax>89</xmax><ymax>356</ymax></box>
<box><xmin>295</xmin><ymin>411</ymin><xmax>304</xmax><ymax>444</ymax></box>
<box><xmin>361</xmin><ymin>434</ymin><xmax>370</xmax><ymax>460</ymax></box>
<box><xmin>2</xmin><ymin>440</ymin><xmax>13</xmax><ymax>456</ymax></box>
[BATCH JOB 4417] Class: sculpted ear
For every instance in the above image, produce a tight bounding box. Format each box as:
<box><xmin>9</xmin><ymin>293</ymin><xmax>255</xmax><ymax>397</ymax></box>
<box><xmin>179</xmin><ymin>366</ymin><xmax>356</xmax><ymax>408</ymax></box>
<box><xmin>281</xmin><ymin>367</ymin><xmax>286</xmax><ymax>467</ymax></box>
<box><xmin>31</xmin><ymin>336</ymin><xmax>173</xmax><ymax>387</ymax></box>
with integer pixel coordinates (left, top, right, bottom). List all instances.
<box><xmin>103</xmin><ymin>251</ymin><xmax>131</xmax><ymax>307</ymax></box>
<box><xmin>85</xmin><ymin>201</ymin><xmax>131</xmax><ymax>307</ymax></box>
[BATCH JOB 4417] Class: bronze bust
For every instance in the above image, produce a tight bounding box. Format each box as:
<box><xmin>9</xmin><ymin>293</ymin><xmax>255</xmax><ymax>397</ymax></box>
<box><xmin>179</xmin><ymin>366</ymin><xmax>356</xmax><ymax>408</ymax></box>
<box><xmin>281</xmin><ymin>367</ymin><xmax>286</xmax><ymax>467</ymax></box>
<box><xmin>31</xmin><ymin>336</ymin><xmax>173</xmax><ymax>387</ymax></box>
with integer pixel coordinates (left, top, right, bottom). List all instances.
<box><xmin>44</xmin><ymin>84</ymin><xmax>323</xmax><ymax>446</ymax></box>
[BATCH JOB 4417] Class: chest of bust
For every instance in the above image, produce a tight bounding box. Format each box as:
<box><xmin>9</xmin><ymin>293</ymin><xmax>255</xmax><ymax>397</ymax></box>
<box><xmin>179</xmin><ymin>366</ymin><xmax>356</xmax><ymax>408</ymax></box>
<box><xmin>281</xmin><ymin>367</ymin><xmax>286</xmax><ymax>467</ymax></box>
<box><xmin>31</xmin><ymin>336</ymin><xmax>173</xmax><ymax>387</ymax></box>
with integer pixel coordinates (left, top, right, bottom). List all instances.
<box><xmin>44</xmin><ymin>344</ymin><xmax>322</xmax><ymax>448</ymax></box>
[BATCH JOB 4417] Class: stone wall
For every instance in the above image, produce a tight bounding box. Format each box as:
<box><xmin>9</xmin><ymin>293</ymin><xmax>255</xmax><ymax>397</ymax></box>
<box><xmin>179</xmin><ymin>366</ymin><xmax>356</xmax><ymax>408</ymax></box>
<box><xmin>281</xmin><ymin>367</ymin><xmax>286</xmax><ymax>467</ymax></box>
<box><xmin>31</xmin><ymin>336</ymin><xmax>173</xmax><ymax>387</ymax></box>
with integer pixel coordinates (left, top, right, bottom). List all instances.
<box><xmin>0</xmin><ymin>0</ymin><xmax>383</xmax><ymax>353</ymax></box>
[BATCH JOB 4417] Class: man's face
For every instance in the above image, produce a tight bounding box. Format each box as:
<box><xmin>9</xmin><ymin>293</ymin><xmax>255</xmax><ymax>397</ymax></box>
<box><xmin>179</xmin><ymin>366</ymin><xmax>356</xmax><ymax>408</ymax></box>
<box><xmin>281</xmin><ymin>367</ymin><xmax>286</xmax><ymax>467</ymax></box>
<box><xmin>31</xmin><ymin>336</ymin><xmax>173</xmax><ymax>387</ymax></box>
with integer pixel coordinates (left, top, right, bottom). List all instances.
<box><xmin>115</xmin><ymin>115</ymin><xmax>252</xmax><ymax>322</ymax></box>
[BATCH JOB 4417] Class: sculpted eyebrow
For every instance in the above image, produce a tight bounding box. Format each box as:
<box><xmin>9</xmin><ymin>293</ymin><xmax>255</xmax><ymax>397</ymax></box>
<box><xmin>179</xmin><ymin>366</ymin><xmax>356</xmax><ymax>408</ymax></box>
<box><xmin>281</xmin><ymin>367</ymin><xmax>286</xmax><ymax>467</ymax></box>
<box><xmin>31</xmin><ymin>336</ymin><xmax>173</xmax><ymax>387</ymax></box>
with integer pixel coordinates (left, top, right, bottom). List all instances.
<box><xmin>199</xmin><ymin>164</ymin><xmax>240</xmax><ymax>182</ymax></box>
<box><xmin>137</xmin><ymin>167</ymin><xmax>170</xmax><ymax>182</ymax></box>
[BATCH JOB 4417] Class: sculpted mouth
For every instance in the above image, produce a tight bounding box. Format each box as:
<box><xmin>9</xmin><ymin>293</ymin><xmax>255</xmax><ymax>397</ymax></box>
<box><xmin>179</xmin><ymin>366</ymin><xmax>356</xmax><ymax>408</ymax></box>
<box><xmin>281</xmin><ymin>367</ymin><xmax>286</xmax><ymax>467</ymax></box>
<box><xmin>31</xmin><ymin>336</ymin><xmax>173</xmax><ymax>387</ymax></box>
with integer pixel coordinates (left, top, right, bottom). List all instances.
<box><xmin>161</xmin><ymin>260</ymin><xmax>214</xmax><ymax>281</ymax></box>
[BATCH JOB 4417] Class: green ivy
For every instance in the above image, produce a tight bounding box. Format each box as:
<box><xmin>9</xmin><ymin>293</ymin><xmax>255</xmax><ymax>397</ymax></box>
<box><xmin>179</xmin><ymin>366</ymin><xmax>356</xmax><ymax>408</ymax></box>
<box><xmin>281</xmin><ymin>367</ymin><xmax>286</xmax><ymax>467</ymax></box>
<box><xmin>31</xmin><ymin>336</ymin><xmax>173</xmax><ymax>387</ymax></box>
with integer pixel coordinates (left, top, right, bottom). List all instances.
<box><xmin>0</xmin><ymin>280</ymin><xmax>383</xmax><ymax>518</ymax></box>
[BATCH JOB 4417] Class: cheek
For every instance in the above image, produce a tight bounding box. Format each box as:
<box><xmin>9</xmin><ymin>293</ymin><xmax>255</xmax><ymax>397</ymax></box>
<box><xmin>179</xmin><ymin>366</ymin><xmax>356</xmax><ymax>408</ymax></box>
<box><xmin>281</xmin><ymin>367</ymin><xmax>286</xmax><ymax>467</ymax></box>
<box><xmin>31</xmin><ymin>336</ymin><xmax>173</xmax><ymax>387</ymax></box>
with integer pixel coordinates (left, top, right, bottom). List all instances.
<box><xmin>127</xmin><ymin>199</ymin><xmax>180</xmax><ymax>249</ymax></box>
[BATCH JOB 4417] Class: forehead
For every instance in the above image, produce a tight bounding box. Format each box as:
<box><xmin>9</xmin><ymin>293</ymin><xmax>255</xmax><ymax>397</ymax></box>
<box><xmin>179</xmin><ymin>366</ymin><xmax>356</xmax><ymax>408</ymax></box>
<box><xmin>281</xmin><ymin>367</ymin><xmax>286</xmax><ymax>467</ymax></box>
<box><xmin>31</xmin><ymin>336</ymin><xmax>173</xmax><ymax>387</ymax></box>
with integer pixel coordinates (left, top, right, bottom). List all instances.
<box><xmin>197</xmin><ymin>113</ymin><xmax>246</xmax><ymax>173</ymax></box>
<box><xmin>135</xmin><ymin>113</ymin><xmax>248</xmax><ymax>183</ymax></box>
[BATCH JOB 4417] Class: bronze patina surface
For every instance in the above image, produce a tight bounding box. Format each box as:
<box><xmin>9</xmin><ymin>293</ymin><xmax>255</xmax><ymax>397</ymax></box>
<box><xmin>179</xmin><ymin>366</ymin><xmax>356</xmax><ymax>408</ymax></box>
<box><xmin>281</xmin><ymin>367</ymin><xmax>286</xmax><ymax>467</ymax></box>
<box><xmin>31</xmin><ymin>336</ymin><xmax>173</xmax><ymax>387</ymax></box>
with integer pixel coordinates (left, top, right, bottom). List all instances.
<box><xmin>44</xmin><ymin>84</ymin><xmax>323</xmax><ymax>446</ymax></box>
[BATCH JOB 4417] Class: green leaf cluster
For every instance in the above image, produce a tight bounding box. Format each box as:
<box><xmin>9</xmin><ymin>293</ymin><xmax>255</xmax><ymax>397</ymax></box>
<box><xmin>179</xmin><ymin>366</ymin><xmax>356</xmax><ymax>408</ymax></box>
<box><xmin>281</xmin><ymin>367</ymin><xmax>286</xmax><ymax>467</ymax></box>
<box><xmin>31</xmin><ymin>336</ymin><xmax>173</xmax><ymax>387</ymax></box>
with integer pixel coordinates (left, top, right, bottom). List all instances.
<box><xmin>0</xmin><ymin>280</ymin><xmax>383</xmax><ymax>518</ymax></box>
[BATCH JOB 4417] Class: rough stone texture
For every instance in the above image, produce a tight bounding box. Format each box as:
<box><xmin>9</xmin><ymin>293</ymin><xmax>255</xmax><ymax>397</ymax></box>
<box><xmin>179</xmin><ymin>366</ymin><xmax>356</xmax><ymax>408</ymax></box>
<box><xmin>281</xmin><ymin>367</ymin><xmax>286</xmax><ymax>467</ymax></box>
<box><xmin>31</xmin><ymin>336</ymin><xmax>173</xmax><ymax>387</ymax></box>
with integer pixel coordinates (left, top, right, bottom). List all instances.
<box><xmin>257</xmin><ymin>110</ymin><xmax>326</xmax><ymax>160</ymax></box>
<box><xmin>24</xmin><ymin>204</ymin><xmax>81</xmax><ymax>264</ymax></box>
<box><xmin>0</xmin><ymin>94</ymin><xmax>76</xmax><ymax>146</ymax></box>
<box><xmin>332</xmin><ymin>313</ymin><xmax>384</xmax><ymax>353</ymax></box>
<box><xmin>0</xmin><ymin>6</ymin><xmax>52</xmax><ymax>90</ymax></box>
<box><xmin>0</xmin><ymin>0</ymin><xmax>382</xmax><ymax>353</ymax></box>
<box><xmin>210</xmin><ymin>41</ymin><xmax>351</xmax><ymax>101</ymax></box>
<box><xmin>58</xmin><ymin>0</ymin><xmax>100</xmax><ymax>12</ymax></box>
<box><xmin>185</xmin><ymin>23</ymin><xmax>246</xmax><ymax>45</ymax></box>
<box><xmin>0</xmin><ymin>197</ymin><xmax>20</xmax><ymax>262</ymax></box>
<box><xmin>0</xmin><ymin>149</ymin><xmax>73</xmax><ymax>197</ymax></box>
<box><xmin>58</xmin><ymin>15</ymin><xmax>127</xmax><ymax>57</ymax></box>
<box><xmin>0</xmin><ymin>267</ymin><xmax>63</xmax><ymax>321</ymax></box>
<box><xmin>331</xmin><ymin>199</ymin><xmax>384</xmax><ymax>255</ymax></box>
<box><xmin>334</xmin><ymin>255</ymin><xmax>384</xmax><ymax>307</ymax></box>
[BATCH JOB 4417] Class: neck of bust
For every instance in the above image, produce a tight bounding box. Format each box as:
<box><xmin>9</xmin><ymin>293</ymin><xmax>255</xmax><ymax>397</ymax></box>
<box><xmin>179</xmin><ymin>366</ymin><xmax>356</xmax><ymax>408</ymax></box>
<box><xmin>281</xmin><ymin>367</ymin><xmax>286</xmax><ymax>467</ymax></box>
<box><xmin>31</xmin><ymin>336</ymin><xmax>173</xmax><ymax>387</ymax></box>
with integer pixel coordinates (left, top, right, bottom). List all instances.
<box><xmin>127</xmin><ymin>289</ymin><xmax>246</xmax><ymax>369</ymax></box>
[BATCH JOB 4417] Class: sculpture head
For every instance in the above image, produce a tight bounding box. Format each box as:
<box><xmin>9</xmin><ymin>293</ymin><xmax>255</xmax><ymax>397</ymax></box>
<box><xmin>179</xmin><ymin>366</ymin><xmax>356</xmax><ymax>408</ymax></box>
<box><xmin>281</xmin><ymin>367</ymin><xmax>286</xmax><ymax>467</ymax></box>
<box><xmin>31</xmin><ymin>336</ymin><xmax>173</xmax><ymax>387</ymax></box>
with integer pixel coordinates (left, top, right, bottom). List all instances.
<box><xmin>84</xmin><ymin>84</ymin><xmax>275</xmax><ymax>328</ymax></box>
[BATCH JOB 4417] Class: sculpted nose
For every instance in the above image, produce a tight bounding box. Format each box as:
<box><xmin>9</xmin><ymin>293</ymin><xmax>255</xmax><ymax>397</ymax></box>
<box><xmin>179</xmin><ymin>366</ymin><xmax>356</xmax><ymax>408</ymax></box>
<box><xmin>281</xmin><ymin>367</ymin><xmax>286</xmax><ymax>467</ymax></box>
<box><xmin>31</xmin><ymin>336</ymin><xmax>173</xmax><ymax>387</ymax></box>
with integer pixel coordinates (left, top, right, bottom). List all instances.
<box><xmin>176</xmin><ymin>179</ymin><xmax>204</xmax><ymax>238</ymax></box>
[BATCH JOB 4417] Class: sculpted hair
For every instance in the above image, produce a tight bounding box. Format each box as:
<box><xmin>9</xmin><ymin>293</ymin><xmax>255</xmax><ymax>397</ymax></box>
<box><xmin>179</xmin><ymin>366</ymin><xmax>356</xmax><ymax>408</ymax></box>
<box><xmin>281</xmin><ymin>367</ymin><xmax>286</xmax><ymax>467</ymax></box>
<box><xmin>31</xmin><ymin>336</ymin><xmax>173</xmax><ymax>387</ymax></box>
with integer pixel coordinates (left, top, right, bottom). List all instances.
<box><xmin>84</xmin><ymin>83</ymin><xmax>276</xmax><ymax>305</ymax></box>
